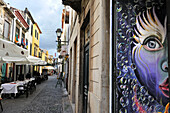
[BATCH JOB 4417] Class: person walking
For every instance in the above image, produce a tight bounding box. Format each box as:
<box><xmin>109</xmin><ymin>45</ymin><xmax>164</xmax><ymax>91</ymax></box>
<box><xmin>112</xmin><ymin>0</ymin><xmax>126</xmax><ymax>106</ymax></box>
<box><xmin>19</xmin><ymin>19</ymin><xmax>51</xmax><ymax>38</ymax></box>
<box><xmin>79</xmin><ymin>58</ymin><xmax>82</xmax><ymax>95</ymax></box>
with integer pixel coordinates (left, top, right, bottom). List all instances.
<box><xmin>55</xmin><ymin>72</ymin><xmax>63</xmax><ymax>88</ymax></box>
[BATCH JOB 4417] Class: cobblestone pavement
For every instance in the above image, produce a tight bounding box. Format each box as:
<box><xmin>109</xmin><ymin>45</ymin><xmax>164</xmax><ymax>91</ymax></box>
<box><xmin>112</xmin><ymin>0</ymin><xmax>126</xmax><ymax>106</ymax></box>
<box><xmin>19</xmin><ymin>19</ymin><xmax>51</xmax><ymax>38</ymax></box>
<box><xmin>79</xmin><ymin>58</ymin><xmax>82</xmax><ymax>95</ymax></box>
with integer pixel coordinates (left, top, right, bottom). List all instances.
<box><xmin>1</xmin><ymin>75</ymin><xmax>73</xmax><ymax>113</ymax></box>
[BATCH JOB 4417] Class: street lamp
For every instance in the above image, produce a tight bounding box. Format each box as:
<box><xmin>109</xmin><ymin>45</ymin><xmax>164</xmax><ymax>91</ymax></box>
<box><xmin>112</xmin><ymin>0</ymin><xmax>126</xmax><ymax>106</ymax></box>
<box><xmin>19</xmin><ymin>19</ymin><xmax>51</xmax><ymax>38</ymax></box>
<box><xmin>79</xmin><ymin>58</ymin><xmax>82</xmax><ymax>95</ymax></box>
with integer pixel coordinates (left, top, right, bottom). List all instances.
<box><xmin>56</xmin><ymin>28</ymin><xmax>68</xmax><ymax>43</ymax></box>
<box><xmin>56</xmin><ymin>28</ymin><xmax>62</xmax><ymax>52</ymax></box>
<box><xmin>56</xmin><ymin>28</ymin><xmax>62</xmax><ymax>38</ymax></box>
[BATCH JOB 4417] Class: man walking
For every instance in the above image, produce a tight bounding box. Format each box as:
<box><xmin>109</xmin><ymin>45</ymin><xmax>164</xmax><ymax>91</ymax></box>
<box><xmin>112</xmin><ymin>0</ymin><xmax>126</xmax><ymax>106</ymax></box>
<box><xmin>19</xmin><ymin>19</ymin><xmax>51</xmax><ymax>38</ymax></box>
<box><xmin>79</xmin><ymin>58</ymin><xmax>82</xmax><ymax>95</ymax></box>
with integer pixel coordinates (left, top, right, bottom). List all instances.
<box><xmin>55</xmin><ymin>72</ymin><xmax>63</xmax><ymax>88</ymax></box>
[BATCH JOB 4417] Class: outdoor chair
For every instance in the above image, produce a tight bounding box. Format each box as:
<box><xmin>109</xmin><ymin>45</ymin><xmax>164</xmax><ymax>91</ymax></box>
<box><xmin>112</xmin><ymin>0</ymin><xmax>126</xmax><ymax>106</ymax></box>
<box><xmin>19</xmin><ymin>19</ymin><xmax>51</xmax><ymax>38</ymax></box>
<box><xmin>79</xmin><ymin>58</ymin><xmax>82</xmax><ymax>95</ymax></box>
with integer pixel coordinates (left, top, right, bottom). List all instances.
<box><xmin>31</xmin><ymin>80</ymin><xmax>36</xmax><ymax>91</ymax></box>
<box><xmin>27</xmin><ymin>81</ymin><xmax>33</xmax><ymax>94</ymax></box>
<box><xmin>0</xmin><ymin>88</ymin><xmax>3</xmax><ymax>111</ymax></box>
<box><xmin>17</xmin><ymin>84</ymin><xmax>28</xmax><ymax>98</ymax></box>
<box><xmin>35</xmin><ymin>76</ymin><xmax>41</xmax><ymax>84</ymax></box>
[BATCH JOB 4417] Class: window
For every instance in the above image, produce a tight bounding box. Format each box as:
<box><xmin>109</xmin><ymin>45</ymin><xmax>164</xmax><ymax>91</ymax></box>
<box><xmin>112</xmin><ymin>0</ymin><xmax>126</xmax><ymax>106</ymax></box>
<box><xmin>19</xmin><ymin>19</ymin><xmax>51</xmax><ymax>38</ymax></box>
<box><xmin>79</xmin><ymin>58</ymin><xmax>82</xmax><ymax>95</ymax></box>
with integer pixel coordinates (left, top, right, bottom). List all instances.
<box><xmin>27</xmin><ymin>17</ymin><xmax>30</xmax><ymax>25</ymax></box>
<box><xmin>45</xmin><ymin>56</ymin><xmax>47</xmax><ymax>62</ymax></box>
<box><xmin>65</xmin><ymin>11</ymin><xmax>69</xmax><ymax>24</ymax></box>
<box><xmin>21</xmin><ymin>33</ymin><xmax>25</xmax><ymax>48</ymax></box>
<box><xmin>30</xmin><ymin>43</ymin><xmax>32</xmax><ymax>55</ymax></box>
<box><xmin>34</xmin><ymin>46</ymin><xmax>37</xmax><ymax>57</ymax></box>
<box><xmin>35</xmin><ymin>30</ymin><xmax>37</xmax><ymax>38</ymax></box>
<box><xmin>85</xmin><ymin>24</ymin><xmax>90</xmax><ymax>44</ymax></box>
<box><xmin>4</xmin><ymin>20</ymin><xmax>10</xmax><ymax>39</ymax></box>
<box><xmin>15</xmin><ymin>27</ymin><xmax>20</xmax><ymax>43</ymax></box>
<box><xmin>22</xmin><ymin>33</ymin><xmax>25</xmax><ymax>38</ymax></box>
<box><xmin>39</xmin><ymin>52</ymin><xmax>42</xmax><ymax>58</ymax></box>
<box><xmin>87</xmin><ymin>29</ymin><xmax>90</xmax><ymax>38</ymax></box>
<box><xmin>26</xmin><ymin>39</ymin><xmax>28</xmax><ymax>49</ymax></box>
<box><xmin>37</xmin><ymin>32</ymin><xmax>38</xmax><ymax>40</ymax></box>
<box><xmin>31</xmin><ymin>25</ymin><xmax>33</xmax><ymax>36</ymax></box>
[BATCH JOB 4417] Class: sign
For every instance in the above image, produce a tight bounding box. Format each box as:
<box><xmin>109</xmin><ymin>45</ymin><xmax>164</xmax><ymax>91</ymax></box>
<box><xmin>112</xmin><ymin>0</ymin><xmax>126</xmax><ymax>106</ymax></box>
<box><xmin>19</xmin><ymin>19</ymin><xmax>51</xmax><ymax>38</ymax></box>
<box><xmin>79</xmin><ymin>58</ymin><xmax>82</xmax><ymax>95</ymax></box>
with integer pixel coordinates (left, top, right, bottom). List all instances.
<box><xmin>60</xmin><ymin>45</ymin><xmax>68</xmax><ymax>56</ymax></box>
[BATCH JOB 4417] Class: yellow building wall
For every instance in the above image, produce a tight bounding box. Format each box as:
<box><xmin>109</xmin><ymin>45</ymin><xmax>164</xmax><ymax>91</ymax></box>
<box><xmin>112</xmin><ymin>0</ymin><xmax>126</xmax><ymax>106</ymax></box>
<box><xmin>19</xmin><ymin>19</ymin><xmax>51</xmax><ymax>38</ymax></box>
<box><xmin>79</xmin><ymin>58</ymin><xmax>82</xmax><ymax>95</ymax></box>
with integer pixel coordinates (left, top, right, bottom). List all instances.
<box><xmin>31</xmin><ymin>23</ymin><xmax>41</xmax><ymax>72</ymax></box>
<box><xmin>31</xmin><ymin>23</ymin><xmax>41</xmax><ymax>57</ymax></box>
<box><xmin>42</xmin><ymin>52</ymin><xmax>46</xmax><ymax>61</ymax></box>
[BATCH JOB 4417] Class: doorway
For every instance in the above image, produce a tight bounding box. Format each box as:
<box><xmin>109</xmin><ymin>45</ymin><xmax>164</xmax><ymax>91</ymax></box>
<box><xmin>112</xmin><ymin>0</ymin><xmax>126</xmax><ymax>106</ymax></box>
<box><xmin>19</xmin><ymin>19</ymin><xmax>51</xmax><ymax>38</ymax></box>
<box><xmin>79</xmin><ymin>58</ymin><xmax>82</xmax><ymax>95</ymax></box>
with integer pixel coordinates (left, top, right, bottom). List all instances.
<box><xmin>83</xmin><ymin>44</ymin><xmax>89</xmax><ymax>113</ymax></box>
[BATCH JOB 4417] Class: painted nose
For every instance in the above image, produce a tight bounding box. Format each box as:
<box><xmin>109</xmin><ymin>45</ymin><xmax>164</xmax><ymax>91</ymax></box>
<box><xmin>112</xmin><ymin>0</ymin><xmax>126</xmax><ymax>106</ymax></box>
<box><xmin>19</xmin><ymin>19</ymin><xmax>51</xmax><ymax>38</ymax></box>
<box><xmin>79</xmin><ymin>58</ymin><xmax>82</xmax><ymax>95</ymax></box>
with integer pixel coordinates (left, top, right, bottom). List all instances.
<box><xmin>162</xmin><ymin>61</ymin><xmax>168</xmax><ymax>72</ymax></box>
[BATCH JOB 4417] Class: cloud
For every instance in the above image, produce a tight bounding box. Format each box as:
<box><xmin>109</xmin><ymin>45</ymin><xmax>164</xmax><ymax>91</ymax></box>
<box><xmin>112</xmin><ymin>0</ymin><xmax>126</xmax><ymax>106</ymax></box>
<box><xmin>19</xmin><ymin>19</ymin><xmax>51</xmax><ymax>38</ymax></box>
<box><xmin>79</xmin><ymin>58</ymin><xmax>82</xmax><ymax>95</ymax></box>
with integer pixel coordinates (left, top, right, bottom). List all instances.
<box><xmin>4</xmin><ymin>0</ymin><xmax>63</xmax><ymax>56</ymax></box>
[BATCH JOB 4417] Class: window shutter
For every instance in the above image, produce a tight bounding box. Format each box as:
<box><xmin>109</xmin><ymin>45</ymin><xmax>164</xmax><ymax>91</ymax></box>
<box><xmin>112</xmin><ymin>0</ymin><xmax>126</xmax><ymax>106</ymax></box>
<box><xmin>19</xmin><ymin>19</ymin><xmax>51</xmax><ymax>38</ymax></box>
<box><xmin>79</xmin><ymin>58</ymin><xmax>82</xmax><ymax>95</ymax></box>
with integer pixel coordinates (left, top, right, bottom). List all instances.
<box><xmin>4</xmin><ymin>21</ymin><xmax>10</xmax><ymax>39</ymax></box>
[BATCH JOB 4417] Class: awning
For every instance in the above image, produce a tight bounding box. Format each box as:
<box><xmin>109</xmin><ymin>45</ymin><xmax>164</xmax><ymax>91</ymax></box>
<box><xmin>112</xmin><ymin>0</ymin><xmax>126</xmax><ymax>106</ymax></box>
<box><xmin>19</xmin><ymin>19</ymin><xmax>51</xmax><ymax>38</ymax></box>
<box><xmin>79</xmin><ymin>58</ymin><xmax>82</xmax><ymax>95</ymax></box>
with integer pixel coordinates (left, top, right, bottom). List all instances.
<box><xmin>0</xmin><ymin>38</ymin><xmax>47</xmax><ymax>65</ymax></box>
<box><xmin>0</xmin><ymin>38</ymin><xmax>28</xmax><ymax>57</ymax></box>
<box><xmin>33</xmin><ymin>60</ymin><xmax>47</xmax><ymax>65</ymax></box>
<box><xmin>1</xmin><ymin>56</ymin><xmax>28</xmax><ymax>63</ymax></box>
<box><xmin>27</xmin><ymin>56</ymin><xmax>41</xmax><ymax>63</ymax></box>
<box><xmin>43</xmin><ymin>66</ymin><xmax>55</xmax><ymax>70</ymax></box>
<box><xmin>14</xmin><ymin>56</ymin><xmax>47</xmax><ymax>65</ymax></box>
<box><xmin>27</xmin><ymin>56</ymin><xmax>47</xmax><ymax>65</ymax></box>
<box><xmin>0</xmin><ymin>38</ymin><xmax>28</xmax><ymax>63</ymax></box>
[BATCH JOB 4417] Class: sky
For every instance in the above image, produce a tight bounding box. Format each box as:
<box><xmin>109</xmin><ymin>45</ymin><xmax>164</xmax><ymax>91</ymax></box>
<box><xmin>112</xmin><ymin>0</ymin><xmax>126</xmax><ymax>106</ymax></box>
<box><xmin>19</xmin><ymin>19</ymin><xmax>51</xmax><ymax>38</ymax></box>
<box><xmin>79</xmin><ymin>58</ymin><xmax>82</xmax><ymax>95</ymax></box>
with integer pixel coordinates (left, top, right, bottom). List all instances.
<box><xmin>4</xmin><ymin>0</ymin><xmax>64</xmax><ymax>57</ymax></box>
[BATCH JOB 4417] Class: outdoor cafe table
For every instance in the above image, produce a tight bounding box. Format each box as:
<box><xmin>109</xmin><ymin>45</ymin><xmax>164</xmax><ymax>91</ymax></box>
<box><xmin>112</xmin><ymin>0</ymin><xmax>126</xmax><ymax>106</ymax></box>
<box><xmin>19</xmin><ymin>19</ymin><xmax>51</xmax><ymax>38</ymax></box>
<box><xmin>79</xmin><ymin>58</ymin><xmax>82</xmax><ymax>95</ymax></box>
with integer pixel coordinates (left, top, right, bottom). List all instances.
<box><xmin>1</xmin><ymin>78</ymin><xmax>35</xmax><ymax>95</ymax></box>
<box><xmin>1</xmin><ymin>83</ymin><xmax>19</xmax><ymax>94</ymax></box>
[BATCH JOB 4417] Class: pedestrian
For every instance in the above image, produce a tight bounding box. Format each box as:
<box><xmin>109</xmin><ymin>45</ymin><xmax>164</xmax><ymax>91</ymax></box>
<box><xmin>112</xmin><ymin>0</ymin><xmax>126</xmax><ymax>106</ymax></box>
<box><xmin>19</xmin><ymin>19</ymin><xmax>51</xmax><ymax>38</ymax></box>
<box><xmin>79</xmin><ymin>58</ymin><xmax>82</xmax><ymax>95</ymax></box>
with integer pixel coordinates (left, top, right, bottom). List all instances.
<box><xmin>55</xmin><ymin>72</ymin><xmax>62</xmax><ymax>88</ymax></box>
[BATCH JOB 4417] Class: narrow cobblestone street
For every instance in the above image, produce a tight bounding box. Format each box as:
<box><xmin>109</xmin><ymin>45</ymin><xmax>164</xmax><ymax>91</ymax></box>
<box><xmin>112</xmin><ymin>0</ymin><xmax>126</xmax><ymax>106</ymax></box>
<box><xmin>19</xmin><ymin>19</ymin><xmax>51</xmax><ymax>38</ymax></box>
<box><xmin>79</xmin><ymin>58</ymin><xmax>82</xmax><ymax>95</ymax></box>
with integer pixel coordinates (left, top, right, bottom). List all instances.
<box><xmin>1</xmin><ymin>75</ymin><xmax>72</xmax><ymax>113</ymax></box>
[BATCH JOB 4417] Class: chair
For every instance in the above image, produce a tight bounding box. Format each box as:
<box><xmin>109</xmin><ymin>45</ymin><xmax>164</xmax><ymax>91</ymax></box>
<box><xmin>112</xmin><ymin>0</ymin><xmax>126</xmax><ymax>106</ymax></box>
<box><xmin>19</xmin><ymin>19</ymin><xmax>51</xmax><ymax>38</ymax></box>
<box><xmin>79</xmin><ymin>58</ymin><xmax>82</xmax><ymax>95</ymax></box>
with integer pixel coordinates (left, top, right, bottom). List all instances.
<box><xmin>27</xmin><ymin>81</ymin><xmax>32</xmax><ymax>94</ymax></box>
<box><xmin>31</xmin><ymin>80</ymin><xmax>36</xmax><ymax>91</ymax></box>
<box><xmin>0</xmin><ymin>88</ymin><xmax>3</xmax><ymax>111</ymax></box>
<box><xmin>17</xmin><ymin>84</ymin><xmax>28</xmax><ymax>98</ymax></box>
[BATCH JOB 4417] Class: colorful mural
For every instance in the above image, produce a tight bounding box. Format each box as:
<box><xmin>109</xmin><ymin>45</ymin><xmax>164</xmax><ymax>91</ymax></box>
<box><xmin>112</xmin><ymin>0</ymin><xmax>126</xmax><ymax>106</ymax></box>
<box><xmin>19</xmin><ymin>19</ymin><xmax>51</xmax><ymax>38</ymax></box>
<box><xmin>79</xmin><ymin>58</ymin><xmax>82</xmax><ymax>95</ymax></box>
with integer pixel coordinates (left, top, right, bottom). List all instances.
<box><xmin>116</xmin><ymin>0</ymin><xmax>169</xmax><ymax>112</ymax></box>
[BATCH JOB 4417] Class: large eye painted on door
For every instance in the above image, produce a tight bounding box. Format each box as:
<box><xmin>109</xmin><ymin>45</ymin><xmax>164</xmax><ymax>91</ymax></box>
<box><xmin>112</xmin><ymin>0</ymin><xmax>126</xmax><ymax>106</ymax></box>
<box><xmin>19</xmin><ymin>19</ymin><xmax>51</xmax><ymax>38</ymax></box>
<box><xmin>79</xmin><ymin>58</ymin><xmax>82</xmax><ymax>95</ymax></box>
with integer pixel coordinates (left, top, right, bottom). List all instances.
<box><xmin>143</xmin><ymin>35</ymin><xmax>163</xmax><ymax>51</ymax></box>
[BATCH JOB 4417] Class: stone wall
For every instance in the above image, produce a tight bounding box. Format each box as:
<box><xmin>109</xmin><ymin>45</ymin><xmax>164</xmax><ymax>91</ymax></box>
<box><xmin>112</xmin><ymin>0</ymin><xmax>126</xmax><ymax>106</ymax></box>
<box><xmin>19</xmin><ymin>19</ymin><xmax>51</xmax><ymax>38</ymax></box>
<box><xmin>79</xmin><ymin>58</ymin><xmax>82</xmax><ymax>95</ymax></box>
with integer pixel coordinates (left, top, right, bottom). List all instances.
<box><xmin>68</xmin><ymin>0</ymin><xmax>110</xmax><ymax>112</ymax></box>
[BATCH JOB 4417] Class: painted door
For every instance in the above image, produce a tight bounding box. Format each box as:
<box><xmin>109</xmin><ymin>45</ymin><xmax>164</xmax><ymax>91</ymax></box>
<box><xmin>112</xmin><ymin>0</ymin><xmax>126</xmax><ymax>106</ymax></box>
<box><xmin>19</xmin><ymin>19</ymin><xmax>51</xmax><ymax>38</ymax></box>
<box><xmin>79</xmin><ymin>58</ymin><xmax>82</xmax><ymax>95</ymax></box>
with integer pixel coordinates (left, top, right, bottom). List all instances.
<box><xmin>115</xmin><ymin>0</ymin><xmax>169</xmax><ymax>113</ymax></box>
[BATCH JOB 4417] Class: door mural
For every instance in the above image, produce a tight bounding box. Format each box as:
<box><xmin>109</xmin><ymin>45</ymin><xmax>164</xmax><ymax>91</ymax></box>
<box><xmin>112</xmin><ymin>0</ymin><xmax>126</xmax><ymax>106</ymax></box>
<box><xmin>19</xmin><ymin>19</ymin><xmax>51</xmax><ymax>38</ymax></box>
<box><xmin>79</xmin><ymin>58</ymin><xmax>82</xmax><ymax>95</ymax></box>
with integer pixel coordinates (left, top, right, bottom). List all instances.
<box><xmin>116</xmin><ymin>0</ymin><xmax>169</xmax><ymax>113</ymax></box>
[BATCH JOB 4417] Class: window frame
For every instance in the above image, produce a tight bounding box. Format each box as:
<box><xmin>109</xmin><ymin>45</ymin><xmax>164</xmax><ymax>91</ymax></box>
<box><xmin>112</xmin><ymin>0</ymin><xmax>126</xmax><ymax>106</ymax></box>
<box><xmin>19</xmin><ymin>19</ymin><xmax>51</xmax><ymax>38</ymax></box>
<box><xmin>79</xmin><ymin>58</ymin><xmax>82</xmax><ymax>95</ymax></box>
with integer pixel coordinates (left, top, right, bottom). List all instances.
<box><xmin>27</xmin><ymin>17</ymin><xmax>30</xmax><ymax>25</ymax></box>
<box><xmin>31</xmin><ymin>25</ymin><xmax>33</xmax><ymax>36</ymax></box>
<box><xmin>3</xmin><ymin>20</ymin><xmax>10</xmax><ymax>40</ymax></box>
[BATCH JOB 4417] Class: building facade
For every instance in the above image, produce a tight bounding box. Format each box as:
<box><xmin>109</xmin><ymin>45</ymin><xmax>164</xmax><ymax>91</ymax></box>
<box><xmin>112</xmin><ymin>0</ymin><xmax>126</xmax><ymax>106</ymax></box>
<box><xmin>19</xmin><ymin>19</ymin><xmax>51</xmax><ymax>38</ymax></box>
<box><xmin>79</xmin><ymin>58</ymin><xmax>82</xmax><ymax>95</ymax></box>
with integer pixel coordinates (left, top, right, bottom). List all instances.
<box><xmin>62</xmin><ymin>0</ymin><xmax>170</xmax><ymax>113</ymax></box>
<box><xmin>23</xmin><ymin>8</ymin><xmax>35</xmax><ymax>56</ymax></box>
<box><xmin>62</xmin><ymin>0</ymin><xmax>110</xmax><ymax>113</ymax></box>
<box><xmin>0</xmin><ymin>1</ymin><xmax>15</xmax><ymax>83</ymax></box>
<box><xmin>0</xmin><ymin>0</ymin><xmax>45</xmax><ymax>83</ymax></box>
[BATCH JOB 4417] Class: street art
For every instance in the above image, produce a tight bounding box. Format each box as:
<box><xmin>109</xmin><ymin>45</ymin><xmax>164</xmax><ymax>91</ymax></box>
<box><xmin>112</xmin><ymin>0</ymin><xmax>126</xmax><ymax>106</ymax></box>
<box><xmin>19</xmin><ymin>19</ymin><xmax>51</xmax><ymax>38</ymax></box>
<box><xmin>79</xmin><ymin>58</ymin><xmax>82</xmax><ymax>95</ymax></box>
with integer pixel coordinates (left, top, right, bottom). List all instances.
<box><xmin>116</xmin><ymin>0</ymin><xmax>169</xmax><ymax>113</ymax></box>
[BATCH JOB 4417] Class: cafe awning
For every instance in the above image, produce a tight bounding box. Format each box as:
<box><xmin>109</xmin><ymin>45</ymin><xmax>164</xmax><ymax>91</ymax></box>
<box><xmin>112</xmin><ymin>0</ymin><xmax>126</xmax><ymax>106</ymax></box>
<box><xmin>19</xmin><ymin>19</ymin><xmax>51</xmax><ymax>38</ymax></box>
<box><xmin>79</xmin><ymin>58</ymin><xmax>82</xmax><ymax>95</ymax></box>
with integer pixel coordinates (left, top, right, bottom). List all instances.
<box><xmin>33</xmin><ymin>60</ymin><xmax>47</xmax><ymax>66</ymax></box>
<box><xmin>14</xmin><ymin>56</ymin><xmax>47</xmax><ymax>65</ymax></box>
<box><xmin>0</xmin><ymin>38</ymin><xmax>47</xmax><ymax>65</ymax></box>
<box><xmin>27</xmin><ymin>56</ymin><xmax>41</xmax><ymax>64</ymax></box>
<box><xmin>1</xmin><ymin>57</ymin><xmax>28</xmax><ymax>63</ymax></box>
<box><xmin>0</xmin><ymin>38</ymin><xmax>28</xmax><ymax>63</ymax></box>
<box><xmin>43</xmin><ymin>66</ymin><xmax>55</xmax><ymax>70</ymax></box>
<box><xmin>27</xmin><ymin>56</ymin><xmax>47</xmax><ymax>65</ymax></box>
<box><xmin>0</xmin><ymin>38</ymin><xmax>28</xmax><ymax>57</ymax></box>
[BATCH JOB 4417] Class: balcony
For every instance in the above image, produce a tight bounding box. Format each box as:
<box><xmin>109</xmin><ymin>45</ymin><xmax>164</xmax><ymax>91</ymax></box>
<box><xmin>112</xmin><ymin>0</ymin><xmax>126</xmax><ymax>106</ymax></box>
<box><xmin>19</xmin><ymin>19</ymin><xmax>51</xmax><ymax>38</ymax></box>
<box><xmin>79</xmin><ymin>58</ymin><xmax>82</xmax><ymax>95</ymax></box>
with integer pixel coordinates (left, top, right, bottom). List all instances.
<box><xmin>62</xmin><ymin>0</ymin><xmax>81</xmax><ymax>13</ymax></box>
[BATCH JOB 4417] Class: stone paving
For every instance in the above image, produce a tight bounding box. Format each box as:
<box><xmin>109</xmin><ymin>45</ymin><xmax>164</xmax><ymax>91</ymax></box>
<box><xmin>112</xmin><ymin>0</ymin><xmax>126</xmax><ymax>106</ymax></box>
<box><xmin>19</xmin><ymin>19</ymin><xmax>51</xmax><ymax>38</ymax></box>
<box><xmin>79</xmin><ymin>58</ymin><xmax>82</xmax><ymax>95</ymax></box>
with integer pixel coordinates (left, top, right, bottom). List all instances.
<box><xmin>1</xmin><ymin>75</ymin><xmax>73</xmax><ymax>113</ymax></box>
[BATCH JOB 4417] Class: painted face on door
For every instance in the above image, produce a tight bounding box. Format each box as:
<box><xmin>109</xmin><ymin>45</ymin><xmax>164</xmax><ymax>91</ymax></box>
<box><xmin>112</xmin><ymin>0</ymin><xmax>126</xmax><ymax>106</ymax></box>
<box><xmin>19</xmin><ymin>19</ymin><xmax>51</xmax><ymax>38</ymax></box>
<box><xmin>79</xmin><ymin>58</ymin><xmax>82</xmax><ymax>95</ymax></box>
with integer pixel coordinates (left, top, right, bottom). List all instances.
<box><xmin>132</xmin><ymin>8</ymin><xmax>169</xmax><ymax>105</ymax></box>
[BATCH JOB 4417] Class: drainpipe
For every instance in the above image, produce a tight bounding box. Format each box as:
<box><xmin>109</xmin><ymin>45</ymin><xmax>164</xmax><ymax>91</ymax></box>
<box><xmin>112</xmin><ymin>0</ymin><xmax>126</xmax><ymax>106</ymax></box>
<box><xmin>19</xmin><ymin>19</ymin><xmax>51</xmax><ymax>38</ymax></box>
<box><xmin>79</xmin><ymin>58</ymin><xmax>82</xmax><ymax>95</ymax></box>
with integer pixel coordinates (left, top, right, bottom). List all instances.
<box><xmin>109</xmin><ymin>0</ymin><xmax>113</xmax><ymax>113</ymax></box>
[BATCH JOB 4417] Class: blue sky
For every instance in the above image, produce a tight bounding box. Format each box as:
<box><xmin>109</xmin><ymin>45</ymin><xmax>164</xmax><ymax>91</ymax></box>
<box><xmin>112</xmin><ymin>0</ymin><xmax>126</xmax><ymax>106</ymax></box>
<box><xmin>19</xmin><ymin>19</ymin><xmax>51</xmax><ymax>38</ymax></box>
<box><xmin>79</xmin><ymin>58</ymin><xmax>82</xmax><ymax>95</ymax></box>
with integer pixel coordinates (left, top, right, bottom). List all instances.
<box><xmin>4</xmin><ymin>0</ymin><xmax>64</xmax><ymax>57</ymax></box>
